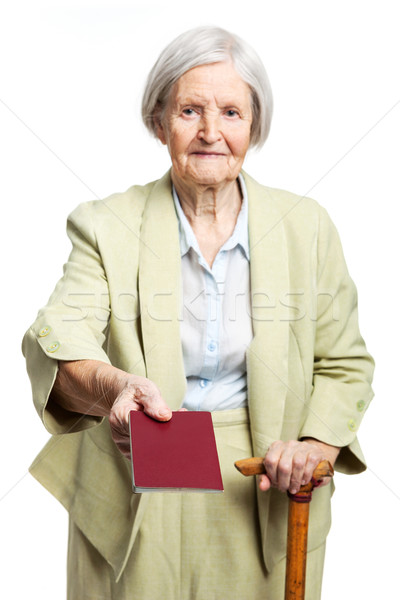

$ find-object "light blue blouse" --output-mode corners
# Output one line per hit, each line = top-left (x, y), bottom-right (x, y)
(172, 175), (253, 411)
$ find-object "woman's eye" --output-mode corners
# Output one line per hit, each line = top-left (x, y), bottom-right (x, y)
(226, 109), (239, 117)
(182, 108), (195, 116)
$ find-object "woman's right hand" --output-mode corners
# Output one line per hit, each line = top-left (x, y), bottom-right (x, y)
(109, 375), (173, 458)
(51, 360), (174, 459)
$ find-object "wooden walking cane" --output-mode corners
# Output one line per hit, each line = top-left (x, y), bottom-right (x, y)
(234, 457), (334, 600)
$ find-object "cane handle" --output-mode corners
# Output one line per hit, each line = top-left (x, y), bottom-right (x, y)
(234, 457), (334, 488)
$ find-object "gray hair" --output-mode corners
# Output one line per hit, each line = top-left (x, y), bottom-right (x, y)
(141, 26), (273, 149)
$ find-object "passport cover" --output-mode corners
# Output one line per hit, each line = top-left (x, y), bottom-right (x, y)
(129, 411), (224, 493)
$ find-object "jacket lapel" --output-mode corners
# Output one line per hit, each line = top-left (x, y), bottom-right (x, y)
(244, 171), (290, 449)
(244, 172), (290, 571)
(138, 171), (187, 409)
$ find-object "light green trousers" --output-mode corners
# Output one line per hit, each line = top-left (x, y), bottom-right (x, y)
(67, 409), (325, 600)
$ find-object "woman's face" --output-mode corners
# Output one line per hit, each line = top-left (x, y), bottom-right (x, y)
(156, 61), (253, 189)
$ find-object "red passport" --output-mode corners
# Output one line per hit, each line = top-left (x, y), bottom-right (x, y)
(129, 411), (224, 493)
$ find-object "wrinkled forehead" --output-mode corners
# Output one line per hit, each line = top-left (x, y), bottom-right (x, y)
(167, 62), (252, 109)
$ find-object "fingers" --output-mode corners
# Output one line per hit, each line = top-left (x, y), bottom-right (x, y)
(263, 440), (325, 494)
(108, 375), (173, 458)
(258, 474), (272, 492)
(117, 375), (172, 422)
(109, 414), (132, 459)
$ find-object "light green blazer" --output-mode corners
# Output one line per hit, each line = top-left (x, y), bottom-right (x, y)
(22, 170), (374, 581)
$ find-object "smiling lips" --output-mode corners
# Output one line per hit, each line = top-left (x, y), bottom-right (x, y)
(191, 151), (226, 158)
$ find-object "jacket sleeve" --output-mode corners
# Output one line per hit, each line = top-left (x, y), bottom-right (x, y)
(298, 206), (374, 474)
(22, 201), (112, 435)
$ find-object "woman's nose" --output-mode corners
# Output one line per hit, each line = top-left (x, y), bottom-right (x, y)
(198, 115), (221, 144)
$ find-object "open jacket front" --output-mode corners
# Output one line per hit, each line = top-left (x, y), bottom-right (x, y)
(23, 170), (374, 581)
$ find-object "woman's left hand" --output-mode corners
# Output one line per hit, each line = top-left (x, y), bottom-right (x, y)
(258, 438), (340, 495)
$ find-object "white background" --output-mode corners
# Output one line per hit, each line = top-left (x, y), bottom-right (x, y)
(1, 1), (399, 597)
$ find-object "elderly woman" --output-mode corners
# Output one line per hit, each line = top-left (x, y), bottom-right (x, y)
(23, 26), (373, 600)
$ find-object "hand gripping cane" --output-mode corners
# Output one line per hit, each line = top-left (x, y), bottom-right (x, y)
(234, 457), (334, 600)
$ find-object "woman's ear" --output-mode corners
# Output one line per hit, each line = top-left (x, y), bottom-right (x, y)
(153, 104), (167, 145)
